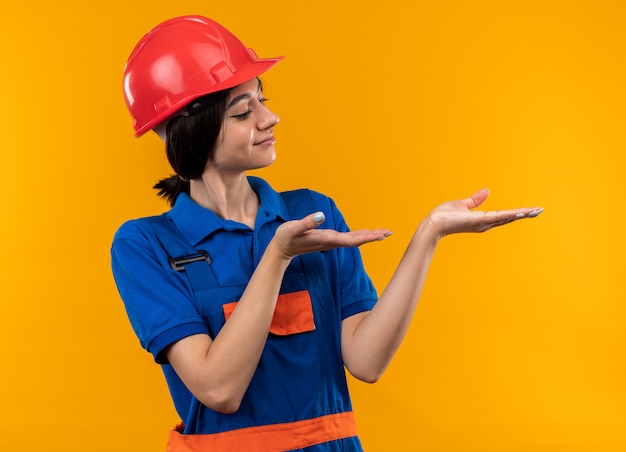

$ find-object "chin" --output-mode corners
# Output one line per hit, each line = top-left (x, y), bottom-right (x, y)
(250, 157), (276, 171)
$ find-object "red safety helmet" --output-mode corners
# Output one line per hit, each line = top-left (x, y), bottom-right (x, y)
(123, 15), (284, 137)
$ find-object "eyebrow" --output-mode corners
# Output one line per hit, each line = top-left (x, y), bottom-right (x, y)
(226, 93), (253, 110)
(226, 80), (262, 110)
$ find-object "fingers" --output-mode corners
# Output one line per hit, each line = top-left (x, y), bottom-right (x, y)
(462, 189), (543, 226)
(286, 212), (392, 251)
(466, 188), (490, 209)
(503, 207), (545, 220)
(285, 211), (326, 236)
(523, 207), (545, 218)
(340, 229), (393, 246)
(479, 207), (544, 231)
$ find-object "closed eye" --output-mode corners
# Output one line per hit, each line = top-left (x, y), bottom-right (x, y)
(230, 98), (269, 120)
(231, 110), (252, 120)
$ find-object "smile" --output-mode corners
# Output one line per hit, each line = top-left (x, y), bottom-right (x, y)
(254, 135), (276, 146)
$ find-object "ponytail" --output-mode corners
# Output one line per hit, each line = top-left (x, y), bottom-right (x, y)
(153, 175), (190, 207)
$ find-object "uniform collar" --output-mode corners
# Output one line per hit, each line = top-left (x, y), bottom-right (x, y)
(167, 176), (290, 246)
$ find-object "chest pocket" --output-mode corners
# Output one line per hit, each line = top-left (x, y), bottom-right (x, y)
(183, 265), (318, 340)
(223, 290), (316, 336)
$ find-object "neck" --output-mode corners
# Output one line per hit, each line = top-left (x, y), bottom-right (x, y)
(190, 172), (259, 228)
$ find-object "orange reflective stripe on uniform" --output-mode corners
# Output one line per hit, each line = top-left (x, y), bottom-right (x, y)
(166, 411), (358, 452)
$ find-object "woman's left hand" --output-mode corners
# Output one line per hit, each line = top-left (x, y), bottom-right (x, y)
(426, 188), (544, 238)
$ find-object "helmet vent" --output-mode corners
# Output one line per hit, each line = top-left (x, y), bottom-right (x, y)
(210, 61), (235, 83)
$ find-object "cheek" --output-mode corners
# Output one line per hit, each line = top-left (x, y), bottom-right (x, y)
(211, 134), (226, 160)
(243, 127), (255, 145)
(223, 124), (254, 148)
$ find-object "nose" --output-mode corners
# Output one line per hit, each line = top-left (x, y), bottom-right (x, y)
(256, 101), (279, 130)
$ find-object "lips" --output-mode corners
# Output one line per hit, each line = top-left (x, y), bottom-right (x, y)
(254, 135), (276, 146)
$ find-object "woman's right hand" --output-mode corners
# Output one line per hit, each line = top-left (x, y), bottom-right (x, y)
(272, 212), (391, 260)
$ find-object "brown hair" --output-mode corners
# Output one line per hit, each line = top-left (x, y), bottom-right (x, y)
(153, 88), (233, 206)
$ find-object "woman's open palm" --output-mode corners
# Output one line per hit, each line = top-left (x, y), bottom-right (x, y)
(427, 188), (543, 237)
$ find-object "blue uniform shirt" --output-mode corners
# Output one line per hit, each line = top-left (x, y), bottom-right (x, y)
(111, 177), (377, 450)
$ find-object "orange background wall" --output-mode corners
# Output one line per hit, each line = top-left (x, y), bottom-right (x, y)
(2, 1), (625, 451)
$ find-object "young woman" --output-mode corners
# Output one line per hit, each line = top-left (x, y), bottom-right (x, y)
(112, 15), (543, 452)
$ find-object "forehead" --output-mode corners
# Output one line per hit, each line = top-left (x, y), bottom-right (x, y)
(229, 78), (261, 98)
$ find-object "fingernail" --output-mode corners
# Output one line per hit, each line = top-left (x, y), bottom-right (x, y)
(377, 231), (393, 241)
(528, 208), (544, 218)
(313, 212), (325, 223)
(515, 213), (525, 219)
(384, 231), (393, 237)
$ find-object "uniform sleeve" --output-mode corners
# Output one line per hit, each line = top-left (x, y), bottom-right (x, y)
(111, 220), (209, 363)
(312, 193), (379, 319)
